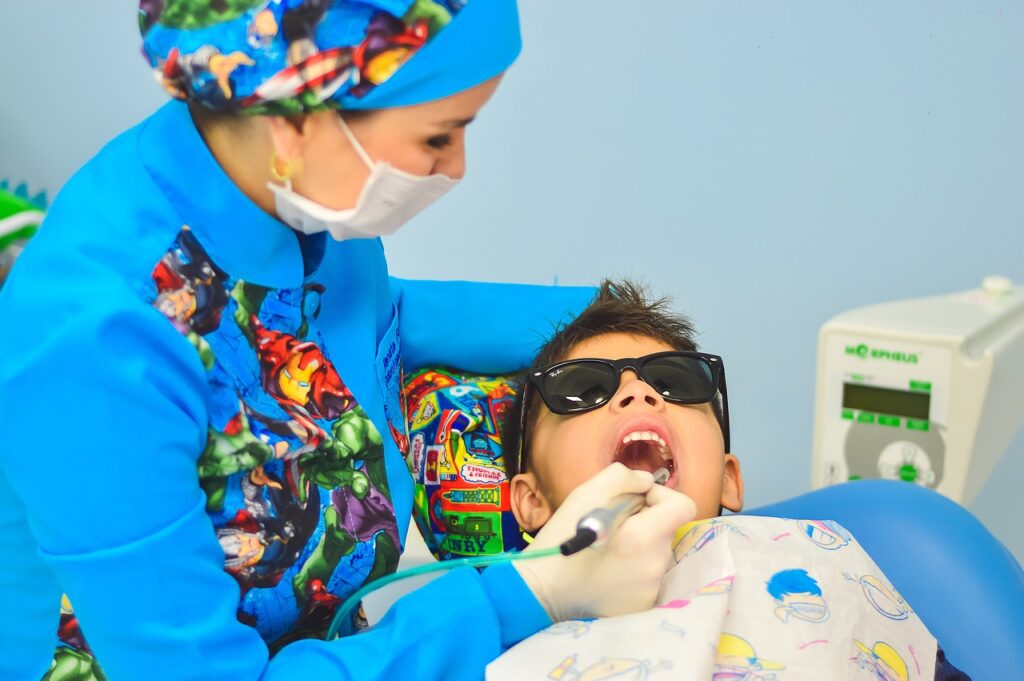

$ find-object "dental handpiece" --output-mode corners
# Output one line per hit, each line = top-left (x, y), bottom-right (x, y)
(559, 467), (671, 556)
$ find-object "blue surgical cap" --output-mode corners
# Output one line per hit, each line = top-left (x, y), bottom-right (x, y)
(140, 0), (521, 115)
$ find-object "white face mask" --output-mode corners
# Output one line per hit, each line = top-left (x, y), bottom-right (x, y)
(269, 115), (460, 241)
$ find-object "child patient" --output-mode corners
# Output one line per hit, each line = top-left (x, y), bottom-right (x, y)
(490, 280), (968, 681)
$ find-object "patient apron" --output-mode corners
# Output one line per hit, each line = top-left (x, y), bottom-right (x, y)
(488, 516), (938, 681)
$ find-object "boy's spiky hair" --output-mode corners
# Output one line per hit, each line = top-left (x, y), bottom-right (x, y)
(504, 279), (722, 477)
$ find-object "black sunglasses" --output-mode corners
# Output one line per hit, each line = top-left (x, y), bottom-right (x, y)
(515, 351), (730, 474)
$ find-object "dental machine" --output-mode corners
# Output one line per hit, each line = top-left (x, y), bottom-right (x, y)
(811, 276), (1024, 505)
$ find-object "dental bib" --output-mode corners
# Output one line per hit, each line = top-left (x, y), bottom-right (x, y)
(489, 515), (938, 681)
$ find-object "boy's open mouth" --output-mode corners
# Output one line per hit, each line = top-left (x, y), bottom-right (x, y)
(612, 430), (676, 477)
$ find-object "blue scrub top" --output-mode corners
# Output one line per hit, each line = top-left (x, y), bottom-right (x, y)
(0, 100), (594, 680)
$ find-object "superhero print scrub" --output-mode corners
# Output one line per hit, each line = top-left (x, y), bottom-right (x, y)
(0, 2), (593, 679)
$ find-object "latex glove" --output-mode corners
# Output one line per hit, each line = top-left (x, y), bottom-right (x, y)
(513, 462), (697, 622)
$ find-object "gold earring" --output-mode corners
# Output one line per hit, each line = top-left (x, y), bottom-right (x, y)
(270, 152), (302, 181)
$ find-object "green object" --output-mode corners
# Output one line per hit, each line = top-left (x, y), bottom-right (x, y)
(857, 412), (876, 424)
(324, 546), (562, 641)
(907, 419), (930, 432)
(899, 464), (919, 482)
(0, 189), (43, 251)
(910, 380), (932, 392)
(841, 409), (854, 420)
(878, 415), (900, 428)
(442, 511), (505, 555)
(848, 475), (863, 481)
(157, 0), (264, 30)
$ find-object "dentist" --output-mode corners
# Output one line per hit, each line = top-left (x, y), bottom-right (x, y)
(0, 2), (692, 679)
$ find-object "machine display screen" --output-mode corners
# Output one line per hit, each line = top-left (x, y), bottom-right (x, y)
(842, 383), (930, 420)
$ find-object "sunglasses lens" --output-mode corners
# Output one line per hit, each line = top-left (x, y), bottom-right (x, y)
(643, 356), (715, 402)
(542, 362), (617, 412)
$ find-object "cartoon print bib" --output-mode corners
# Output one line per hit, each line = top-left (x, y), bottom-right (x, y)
(50, 227), (402, 676)
(489, 516), (938, 681)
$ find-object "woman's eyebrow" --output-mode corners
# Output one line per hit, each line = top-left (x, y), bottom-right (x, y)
(440, 116), (476, 129)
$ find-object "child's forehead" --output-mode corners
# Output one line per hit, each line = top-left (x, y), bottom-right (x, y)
(564, 333), (677, 361)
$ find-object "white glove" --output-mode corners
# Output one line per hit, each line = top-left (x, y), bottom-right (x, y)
(513, 462), (697, 622)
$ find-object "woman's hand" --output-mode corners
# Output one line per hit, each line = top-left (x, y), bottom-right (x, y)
(512, 462), (696, 621)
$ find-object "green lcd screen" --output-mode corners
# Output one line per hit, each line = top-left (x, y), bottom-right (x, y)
(842, 383), (930, 420)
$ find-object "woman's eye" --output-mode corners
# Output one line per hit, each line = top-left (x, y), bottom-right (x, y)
(426, 134), (453, 150)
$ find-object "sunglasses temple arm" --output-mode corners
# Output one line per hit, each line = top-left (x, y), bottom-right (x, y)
(515, 382), (530, 475)
(718, 366), (731, 454)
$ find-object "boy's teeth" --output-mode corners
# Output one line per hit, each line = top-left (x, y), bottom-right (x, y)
(621, 430), (668, 449)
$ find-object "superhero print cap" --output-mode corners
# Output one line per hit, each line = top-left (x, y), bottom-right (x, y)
(140, 1), (521, 115)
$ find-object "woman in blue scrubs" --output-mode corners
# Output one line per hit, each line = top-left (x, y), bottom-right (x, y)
(0, 2), (693, 679)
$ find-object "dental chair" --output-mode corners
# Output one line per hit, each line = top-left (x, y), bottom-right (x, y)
(404, 365), (1024, 681)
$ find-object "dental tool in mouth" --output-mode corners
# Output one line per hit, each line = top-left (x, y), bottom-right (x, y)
(559, 467), (671, 556)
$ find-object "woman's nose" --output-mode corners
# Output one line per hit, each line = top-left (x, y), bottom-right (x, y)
(434, 135), (466, 179)
(608, 372), (666, 412)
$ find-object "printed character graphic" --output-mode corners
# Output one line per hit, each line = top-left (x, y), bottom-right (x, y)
(152, 226), (230, 336)
(404, 369), (458, 420)
(250, 314), (355, 453)
(696, 575), (735, 595)
(796, 519), (852, 550)
(714, 633), (784, 680)
(46, 595), (105, 681)
(214, 273), (396, 638)
(216, 466), (319, 594)
(45, 648), (106, 681)
(154, 0), (264, 29)
(138, 0), (165, 33)
(852, 640), (909, 681)
(279, 0), (333, 65)
(411, 393), (441, 431)
(548, 654), (670, 681)
(543, 620), (594, 638)
(247, 7), (280, 49)
(843, 573), (912, 621)
(158, 45), (256, 104)
(766, 568), (830, 623)
(464, 430), (500, 463)
(674, 518), (747, 560)
(244, 2), (455, 112)
(659, 621), (687, 638)
(198, 405), (283, 512)
(349, 11), (432, 97)
(290, 409), (400, 611)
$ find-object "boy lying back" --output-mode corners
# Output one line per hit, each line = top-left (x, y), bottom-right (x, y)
(493, 281), (969, 681)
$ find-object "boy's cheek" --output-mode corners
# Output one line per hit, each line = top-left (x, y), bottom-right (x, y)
(674, 467), (724, 519)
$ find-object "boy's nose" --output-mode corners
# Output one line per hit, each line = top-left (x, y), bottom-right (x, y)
(609, 372), (666, 412)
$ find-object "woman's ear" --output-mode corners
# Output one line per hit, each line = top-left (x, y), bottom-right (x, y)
(720, 453), (744, 512)
(264, 114), (309, 164)
(510, 471), (554, 534)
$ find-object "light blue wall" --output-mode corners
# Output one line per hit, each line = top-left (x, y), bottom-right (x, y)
(2, 1), (1021, 561)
